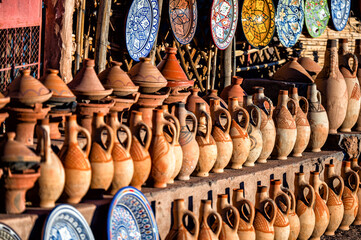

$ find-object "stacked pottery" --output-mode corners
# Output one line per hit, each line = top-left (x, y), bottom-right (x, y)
(232, 189), (255, 240)
(203, 89), (228, 109)
(220, 76), (246, 105)
(351, 158), (361, 225)
(281, 187), (300, 240)
(186, 88), (210, 114)
(198, 200), (222, 240)
(273, 57), (314, 83)
(217, 194), (240, 240)
(0, 92), (10, 125)
(355, 39), (361, 131)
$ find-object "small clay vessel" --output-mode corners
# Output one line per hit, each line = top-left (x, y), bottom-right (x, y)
(217, 194), (240, 240)
(298, 57), (322, 79)
(273, 57), (314, 83)
(355, 39), (361, 131)
(232, 189), (255, 240)
(203, 89), (228, 109)
(220, 76), (246, 105)
(281, 187), (300, 240)
(186, 88), (210, 114)
(351, 158), (361, 225)
(198, 200), (222, 240)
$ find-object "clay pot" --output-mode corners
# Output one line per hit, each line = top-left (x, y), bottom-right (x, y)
(315, 39), (348, 133)
(165, 199), (199, 240)
(355, 39), (361, 131)
(220, 76), (246, 105)
(217, 194), (240, 240)
(306, 84), (329, 152)
(0, 93), (10, 110)
(252, 87), (276, 163)
(198, 200), (222, 240)
(281, 187), (300, 240)
(351, 158), (361, 225)
(232, 189), (255, 240)
(272, 90), (297, 160)
(297, 57), (322, 79)
(165, 89), (191, 105)
(228, 97), (251, 169)
(58, 115), (91, 204)
(128, 111), (152, 190)
(203, 89), (228, 109)
(186, 88), (210, 114)
(273, 57), (314, 83)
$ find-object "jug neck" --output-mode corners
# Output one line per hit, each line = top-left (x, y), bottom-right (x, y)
(277, 90), (289, 108)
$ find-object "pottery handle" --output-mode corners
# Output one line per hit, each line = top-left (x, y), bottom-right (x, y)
(298, 96), (309, 114)
(183, 210), (200, 238)
(316, 91), (322, 105)
(103, 124), (115, 156)
(263, 96), (274, 118)
(344, 52), (359, 76)
(330, 175), (344, 197)
(138, 121), (152, 150)
(224, 205), (240, 232)
(36, 125), (49, 161)
(319, 182), (329, 202)
(346, 171), (360, 193)
(119, 123), (132, 152)
(202, 110), (213, 142)
(216, 108), (231, 134)
(237, 107), (250, 131)
(250, 105), (261, 129)
(77, 125), (92, 157)
(163, 120), (177, 146)
(209, 210), (222, 237)
(186, 111), (198, 137)
(302, 184), (316, 208)
(163, 113), (180, 140)
(263, 199), (277, 225)
(239, 199), (255, 224)
(287, 98), (298, 118)
(281, 187), (297, 213)
(277, 191), (291, 216)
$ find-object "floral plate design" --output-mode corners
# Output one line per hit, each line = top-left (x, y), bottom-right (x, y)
(330, 0), (351, 31)
(0, 223), (21, 240)
(304, 0), (330, 37)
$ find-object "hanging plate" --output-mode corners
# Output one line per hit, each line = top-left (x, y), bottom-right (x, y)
(126, 0), (160, 61)
(0, 223), (21, 240)
(210, 0), (239, 50)
(330, 0), (351, 31)
(241, 0), (276, 48)
(304, 0), (330, 37)
(169, 0), (198, 45)
(107, 186), (159, 240)
(275, 0), (304, 48)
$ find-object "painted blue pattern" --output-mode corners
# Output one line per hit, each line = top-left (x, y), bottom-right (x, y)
(330, 0), (351, 31)
(0, 223), (21, 240)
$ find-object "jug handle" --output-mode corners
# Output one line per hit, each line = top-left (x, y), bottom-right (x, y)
(163, 113), (180, 140)
(344, 53), (359, 76)
(329, 175), (344, 197)
(186, 111), (198, 137)
(102, 124), (115, 156)
(138, 121), (152, 150)
(239, 199), (255, 224)
(236, 107), (250, 131)
(216, 108), (231, 134)
(249, 105), (261, 129)
(208, 210), (222, 237)
(263, 199), (277, 225)
(77, 125), (91, 157)
(319, 182), (329, 202)
(224, 205), (240, 232)
(263, 96), (274, 119)
(118, 123), (132, 152)
(346, 171), (360, 193)
(287, 98), (298, 118)
(302, 184), (316, 208)
(277, 191), (291, 216)
(36, 125), (49, 161)
(183, 210), (200, 238)
(298, 96), (309, 114)
(201, 110), (212, 142)
(163, 120), (177, 146)
(281, 187), (297, 213)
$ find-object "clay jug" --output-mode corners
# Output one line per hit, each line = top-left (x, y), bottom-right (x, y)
(309, 171), (330, 239)
(203, 89), (228, 109)
(165, 199), (199, 240)
(174, 103), (199, 180)
(324, 163), (344, 236)
(217, 194), (240, 240)
(107, 112), (133, 195)
(306, 84), (329, 152)
(254, 185), (276, 240)
(340, 161), (359, 230)
(294, 172), (316, 240)
(36, 118), (65, 208)
(355, 39), (361, 131)
(128, 111), (152, 190)
(186, 88), (210, 114)
(315, 39), (348, 133)
(58, 115), (91, 204)
(232, 189), (255, 240)
(351, 158), (361, 225)
(228, 97), (251, 169)
(272, 90), (297, 160)
(220, 76), (246, 105)
(198, 200), (222, 240)
(195, 102), (217, 177)
(252, 87), (276, 163)
(281, 187), (300, 240)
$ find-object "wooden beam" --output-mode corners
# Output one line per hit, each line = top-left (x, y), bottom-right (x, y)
(223, 43), (232, 88)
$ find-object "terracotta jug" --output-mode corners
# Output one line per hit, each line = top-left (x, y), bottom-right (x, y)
(281, 187), (300, 240)
(186, 88), (210, 114)
(306, 84), (329, 152)
(217, 194), (240, 240)
(198, 200), (222, 240)
(309, 171), (330, 239)
(128, 111), (152, 190)
(355, 39), (361, 131)
(340, 161), (359, 230)
(107, 112), (133, 195)
(272, 90), (297, 160)
(315, 39), (348, 133)
(252, 87), (276, 163)
(228, 97), (251, 169)
(324, 163), (344, 236)
(165, 199), (199, 240)
(195, 102), (217, 177)
(351, 158), (361, 225)
(58, 115), (91, 204)
(36, 118), (65, 208)
(254, 185), (276, 240)
(220, 76), (246, 105)
(203, 89), (228, 109)
(294, 172), (316, 240)
(232, 189), (255, 240)
(174, 103), (199, 180)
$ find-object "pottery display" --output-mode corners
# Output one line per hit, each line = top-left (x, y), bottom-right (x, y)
(220, 76), (246, 104)
(354, 39), (361, 131)
(281, 187), (300, 240)
(186, 88), (210, 114)
(232, 189), (255, 240)
(203, 89), (228, 109)
(109, 92), (140, 114)
(0, 223), (21, 240)
(198, 199), (222, 240)
(330, 0), (351, 31)
(304, 0), (330, 38)
(298, 57), (322, 79)
(273, 58), (314, 83)
(164, 89), (191, 105)
(351, 158), (361, 225)
(217, 194), (240, 240)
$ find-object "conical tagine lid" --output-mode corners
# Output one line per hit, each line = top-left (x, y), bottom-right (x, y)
(297, 57), (322, 78)
(273, 57), (314, 83)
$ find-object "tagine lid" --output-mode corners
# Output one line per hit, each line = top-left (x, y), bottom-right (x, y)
(273, 57), (314, 83)
(40, 69), (76, 101)
(297, 57), (322, 77)
(128, 57), (168, 87)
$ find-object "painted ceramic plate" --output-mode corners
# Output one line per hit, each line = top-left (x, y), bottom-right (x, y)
(241, 0), (276, 48)
(42, 204), (95, 240)
(126, 0), (160, 61)
(107, 186), (159, 240)
(210, 0), (238, 50)
(169, 0), (198, 45)
(305, 0), (330, 37)
(275, 0), (304, 48)
(330, 0), (351, 31)
(0, 223), (21, 240)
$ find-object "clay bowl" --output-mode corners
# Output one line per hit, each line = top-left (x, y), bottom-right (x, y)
(164, 89), (191, 104)
(136, 88), (171, 107)
(112, 85), (139, 97)
(10, 91), (53, 107)
(109, 92), (140, 112)
(72, 89), (113, 101)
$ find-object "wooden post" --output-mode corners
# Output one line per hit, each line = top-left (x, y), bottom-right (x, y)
(150, 0), (164, 64)
(211, 47), (218, 90)
(223, 42), (232, 88)
(75, 0), (86, 75)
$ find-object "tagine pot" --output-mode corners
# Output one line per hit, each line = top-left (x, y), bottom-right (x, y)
(281, 187), (300, 240)
(351, 158), (361, 225)
(220, 76), (246, 105)
(273, 57), (314, 83)
(203, 89), (228, 109)
(232, 189), (255, 240)
(199, 200), (222, 240)
(186, 88), (210, 114)
(217, 194), (240, 240)
(298, 57), (322, 79)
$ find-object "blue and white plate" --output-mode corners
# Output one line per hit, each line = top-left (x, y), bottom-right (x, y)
(107, 186), (159, 240)
(0, 223), (21, 240)
(126, 0), (160, 61)
(42, 204), (95, 240)
(330, 0), (351, 31)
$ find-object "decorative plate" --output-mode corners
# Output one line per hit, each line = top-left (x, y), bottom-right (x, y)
(126, 0), (160, 61)
(330, 0), (351, 31)
(210, 0), (238, 50)
(107, 186), (159, 240)
(169, 0), (198, 45)
(42, 204), (95, 240)
(304, 0), (330, 37)
(241, 0), (276, 48)
(0, 223), (21, 240)
(275, 0), (304, 48)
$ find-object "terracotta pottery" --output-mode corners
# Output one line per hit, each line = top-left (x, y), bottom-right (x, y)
(58, 115), (91, 204)
(174, 103), (199, 180)
(272, 90), (297, 160)
(324, 163), (344, 236)
(309, 171), (330, 239)
(254, 185), (276, 240)
(351, 158), (361, 225)
(128, 111), (152, 190)
(281, 187), (300, 240)
(128, 57), (168, 93)
(36, 118), (65, 208)
(289, 87), (311, 157)
(355, 39), (361, 131)
(195, 102), (217, 177)
(165, 199), (199, 240)
(209, 99), (232, 173)
(297, 57), (322, 79)
(107, 112), (133, 195)
(0, 93), (10, 110)
(315, 39), (348, 134)
(165, 89), (191, 105)
(294, 172), (315, 240)
(203, 89), (228, 109)
(198, 199), (222, 240)
(228, 97), (251, 169)
(217, 194), (240, 240)
(232, 189), (255, 240)
(306, 84), (329, 152)
(48, 110), (72, 139)
(109, 92), (140, 114)
(186, 88), (210, 114)
(340, 161), (359, 230)
(220, 76), (246, 105)
(273, 57), (314, 83)
(252, 87), (276, 163)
